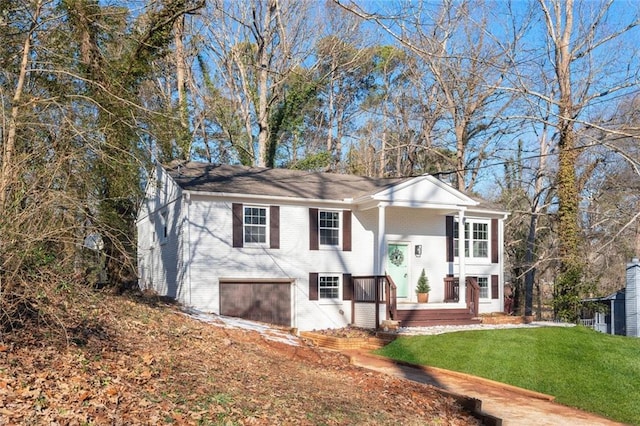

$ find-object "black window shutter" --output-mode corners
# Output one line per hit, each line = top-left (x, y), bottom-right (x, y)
(270, 206), (280, 249)
(309, 208), (319, 250)
(491, 219), (498, 263)
(309, 273), (319, 301)
(232, 203), (243, 248)
(342, 210), (352, 252)
(491, 275), (499, 299)
(445, 216), (454, 262)
(342, 273), (353, 301)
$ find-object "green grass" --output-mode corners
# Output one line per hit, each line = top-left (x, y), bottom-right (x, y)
(376, 326), (640, 424)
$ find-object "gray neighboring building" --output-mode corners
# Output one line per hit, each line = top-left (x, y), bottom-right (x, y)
(582, 289), (626, 336)
(581, 258), (640, 337)
(627, 258), (640, 337)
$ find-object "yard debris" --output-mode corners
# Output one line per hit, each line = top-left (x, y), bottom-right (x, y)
(0, 291), (478, 425)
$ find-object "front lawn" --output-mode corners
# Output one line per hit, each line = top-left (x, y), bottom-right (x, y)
(376, 326), (640, 424)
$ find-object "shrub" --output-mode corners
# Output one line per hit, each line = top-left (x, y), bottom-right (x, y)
(416, 269), (430, 293)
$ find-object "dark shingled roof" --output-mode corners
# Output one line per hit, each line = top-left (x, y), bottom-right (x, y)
(166, 162), (410, 201)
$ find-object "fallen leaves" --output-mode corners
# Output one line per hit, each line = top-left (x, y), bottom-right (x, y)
(0, 292), (478, 425)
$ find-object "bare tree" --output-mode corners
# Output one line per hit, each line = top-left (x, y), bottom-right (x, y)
(201, 0), (317, 167)
(335, 0), (520, 191)
(529, 0), (639, 320)
(0, 0), (202, 304)
(0, 0), (43, 211)
(580, 94), (640, 293)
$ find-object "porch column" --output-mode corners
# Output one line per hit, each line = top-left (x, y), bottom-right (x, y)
(457, 210), (466, 301)
(610, 299), (615, 335)
(377, 204), (386, 275)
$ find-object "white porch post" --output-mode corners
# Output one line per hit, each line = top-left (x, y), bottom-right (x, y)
(377, 204), (386, 275)
(610, 299), (615, 335)
(457, 209), (466, 301)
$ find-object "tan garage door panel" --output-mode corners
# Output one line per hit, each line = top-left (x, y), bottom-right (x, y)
(220, 281), (291, 327)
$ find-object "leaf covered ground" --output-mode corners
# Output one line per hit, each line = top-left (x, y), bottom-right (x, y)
(0, 287), (478, 425)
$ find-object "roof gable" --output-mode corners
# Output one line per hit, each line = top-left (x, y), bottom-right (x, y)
(362, 175), (478, 208)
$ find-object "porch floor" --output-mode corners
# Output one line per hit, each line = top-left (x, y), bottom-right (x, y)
(396, 301), (466, 310)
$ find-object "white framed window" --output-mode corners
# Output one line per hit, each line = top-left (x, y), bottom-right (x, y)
(243, 206), (268, 244)
(471, 222), (489, 258)
(477, 276), (489, 299)
(453, 222), (465, 257)
(319, 275), (340, 300)
(454, 219), (489, 260)
(319, 210), (340, 247)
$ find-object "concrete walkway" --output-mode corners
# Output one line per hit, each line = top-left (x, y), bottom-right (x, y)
(345, 350), (625, 426)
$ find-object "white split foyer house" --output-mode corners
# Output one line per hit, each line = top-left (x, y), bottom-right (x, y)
(136, 161), (509, 331)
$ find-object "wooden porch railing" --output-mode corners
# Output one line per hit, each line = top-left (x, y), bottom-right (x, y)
(444, 276), (460, 302)
(385, 275), (397, 322)
(443, 276), (480, 317)
(351, 275), (397, 328)
(466, 277), (480, 317)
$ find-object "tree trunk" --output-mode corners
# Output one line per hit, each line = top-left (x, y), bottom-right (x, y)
(524, 213), (537, 317)
(455, 127), (466, 191)
(379, 131), (386, 178)
(0, 0), (42, 211)
(256, 0), (277, 167)
(541, 0), (583, 321)
(174, 15), (190, 160)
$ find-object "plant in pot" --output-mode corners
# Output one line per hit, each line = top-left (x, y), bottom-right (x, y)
(416, 269), (430, 303)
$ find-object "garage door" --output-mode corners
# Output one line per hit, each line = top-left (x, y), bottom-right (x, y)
(219, 281), (291, 327)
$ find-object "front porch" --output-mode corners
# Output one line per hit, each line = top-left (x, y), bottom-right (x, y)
(351, 275), (482, 328)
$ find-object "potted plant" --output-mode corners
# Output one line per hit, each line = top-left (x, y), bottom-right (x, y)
(416, 268), (430, 303)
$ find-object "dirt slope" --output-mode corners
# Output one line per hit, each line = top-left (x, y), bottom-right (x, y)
(0, 291), (478, 425)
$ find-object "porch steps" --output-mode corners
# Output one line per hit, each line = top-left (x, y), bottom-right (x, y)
(395, 308), (482, 327)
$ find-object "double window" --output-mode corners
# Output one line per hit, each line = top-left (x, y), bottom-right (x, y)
(319, 275), (340, 300)
(309, 208), (351, 251)
(244, 206), (267, 244)
(453, 219), (489, 259)
(232, 203), (279, 249)
(319, 211), (340, 246)
(309, 272), (352, 302)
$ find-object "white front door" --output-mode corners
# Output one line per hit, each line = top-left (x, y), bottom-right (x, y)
(387, 243), (409, 298)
